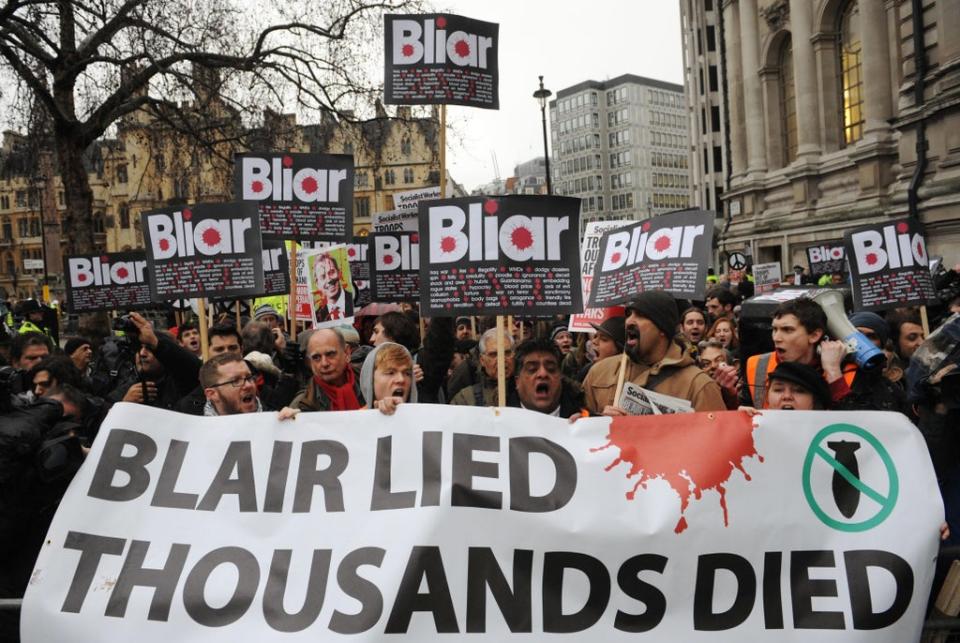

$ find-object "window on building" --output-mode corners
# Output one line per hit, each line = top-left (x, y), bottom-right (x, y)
(780, 37), (798, 163)
(93, 213), (105, 234)
(707, 26), (716, 52)
(384, 169), (395, 185)
(1, 219), (10, 240)
(119, 204), (130, 228)
(117, 164), (128, 184)
(16, 191), (26, 208)
(400, 137), (412, 155)
(355, 197), (370, 218)
(355, 172), (368, 188)
(18, 218), (28, 236)
(839, 1), (864, 145)
(0, 195), (8, 210)
(403, 168), (414, 183)
(708, 65), (719, 92)
(713, 146), (723, 171)
(711, 105), (721, 132)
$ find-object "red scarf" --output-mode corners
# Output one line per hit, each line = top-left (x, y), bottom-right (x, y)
(313, 367), (361, 411)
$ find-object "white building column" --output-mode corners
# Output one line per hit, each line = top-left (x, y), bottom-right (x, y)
(724, 0), (747, 180)
(788, 0), (821, 158)
(739, 0), (767, 176)
(859, 0), (893, 140)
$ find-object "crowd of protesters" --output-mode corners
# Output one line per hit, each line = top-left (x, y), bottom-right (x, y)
(2, 266), (960, 638)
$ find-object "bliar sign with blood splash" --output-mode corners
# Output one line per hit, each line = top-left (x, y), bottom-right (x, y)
(384, 14), (499, 109)
(844, 218), (937, 312)
(65, 251), (153, 313)
(141, 202), (264, 301)
(589, 209), (715, 307)
(418, 196), (581, 316)
(235, 152), (354, 242)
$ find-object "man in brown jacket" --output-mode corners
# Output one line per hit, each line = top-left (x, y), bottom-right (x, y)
(582, 290), (725, 414)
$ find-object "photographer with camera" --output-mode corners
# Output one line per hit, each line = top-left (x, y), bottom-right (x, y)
(106, 312), (201, 410)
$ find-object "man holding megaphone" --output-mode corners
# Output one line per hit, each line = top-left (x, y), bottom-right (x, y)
(717, 297), (862, 410)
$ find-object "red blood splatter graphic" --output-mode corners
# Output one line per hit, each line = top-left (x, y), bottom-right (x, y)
(642, 222), (651, 232)
(159, 239), (171, 252)
(201, 227), (222, 247)
(595, 411), (761, 534)
(116, 267), (129, 279)
(511, 226), (534, 250)
(654, 235), (672, 252)
(347, 248), (356, 258)
(453, 39), (470, 58)
(411, 234), (420, 244)
(251, 180), (264, 193)
(101, 255), (109, 262)
(896, 222), (909, 233)
(282, 156), (293, 168)
(611, 252), (622, 264)
(865, 253), (879, 266)
(383, 254), (394, 265)
(301, 177), (318, 194)
(182, 209), (192, 221)
(483, 199), (498, 215)
(402, 44), (415, 57)
(436, 16), (447, 28)
(76, 273), (87, 282)
(916, 242), (925, 259)
(440, 236), (457, 253)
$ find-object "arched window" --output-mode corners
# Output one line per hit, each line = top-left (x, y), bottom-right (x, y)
(839, 1), (863, 145)
(780, 37), (798, 163)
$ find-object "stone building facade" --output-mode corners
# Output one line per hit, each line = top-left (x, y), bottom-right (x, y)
(682, 0), (960, 269)
(0, 104), (445, 301)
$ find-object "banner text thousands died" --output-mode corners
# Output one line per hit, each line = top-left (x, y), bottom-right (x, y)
(418, 196), (582, 316)
(235, 153), (353, 242)
(588, 210), (715, 306)
(142, 202), (264, 300)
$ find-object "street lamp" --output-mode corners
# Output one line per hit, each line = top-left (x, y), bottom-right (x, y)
(532, 75), (553, 195)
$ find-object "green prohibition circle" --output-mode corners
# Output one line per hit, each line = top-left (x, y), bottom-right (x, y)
(801, 423), (899, 532)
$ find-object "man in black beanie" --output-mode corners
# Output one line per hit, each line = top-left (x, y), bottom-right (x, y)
(581, 290), (724, 414)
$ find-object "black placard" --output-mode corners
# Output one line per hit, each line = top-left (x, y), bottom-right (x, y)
(369, 231), (420, 303)
(384, 14), (499, 109)
(418, 196), (581, 315)
(65, 251), (153, 313)
(234, 152), (354, 241)
(806, 243), (846, 277)
(588, 209), (715, 307)
(844, 218), (937, 312)
(260, 240), (290, 297)
(142, 202), (264, 301)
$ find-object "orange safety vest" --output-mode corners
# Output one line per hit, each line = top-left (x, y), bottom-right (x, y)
(745, 352), (857, 408)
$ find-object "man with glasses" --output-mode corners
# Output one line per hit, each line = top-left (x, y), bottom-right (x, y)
(292, 328), (364, 412)
(200, 353), (299, 418)
(514, 338), (584, 416)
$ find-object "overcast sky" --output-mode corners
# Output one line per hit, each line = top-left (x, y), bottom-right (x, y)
(441, 0), (684, 191)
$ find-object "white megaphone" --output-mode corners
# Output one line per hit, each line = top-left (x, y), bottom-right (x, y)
(811, 290), (886, 371)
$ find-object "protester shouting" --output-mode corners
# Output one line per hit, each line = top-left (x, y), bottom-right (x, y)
(359, 342), (418, 415)
(177, 322), (202, 358)
(680, 307), (708, 345)
(199, 353), (298, 419)
(582, 290), (724, 415)
(514, 338), (584, 416)
(740, 362), (832, 412)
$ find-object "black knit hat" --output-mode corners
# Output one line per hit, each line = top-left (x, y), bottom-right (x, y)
(624, 291), (679, 340)
(767, 362), (831, 409)
(64, 337), (91, 357)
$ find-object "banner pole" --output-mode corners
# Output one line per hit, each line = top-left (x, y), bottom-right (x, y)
(920, 305), (930, 337)
(612, 351), (629, 409)
(496, 314), (506, 407)
(470, 315), (477, 339)
(288, 242), (299, 343)
(439, 105), (447, 198)
(235, 300), (241, 329)
(174, 310), (183, 328)
(419, 315), (426, 345)
(197, 298), (209, 361)
(508, 314), (515, 342)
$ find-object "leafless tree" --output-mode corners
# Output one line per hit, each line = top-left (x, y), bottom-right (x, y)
(0, 0), (421, 254)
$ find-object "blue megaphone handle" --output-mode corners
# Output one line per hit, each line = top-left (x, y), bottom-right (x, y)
(841, 330), (887, 371)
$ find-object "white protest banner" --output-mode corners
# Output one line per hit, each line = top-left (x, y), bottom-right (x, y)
(753, 262), (782, 295)
(372, 209), (419, 232)
(569, 220), (627, 332)
(392, 186), (444, 212)
(24, 404), (941, 642)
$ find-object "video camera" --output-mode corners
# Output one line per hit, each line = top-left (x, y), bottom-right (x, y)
(111, 314), (140, 337)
